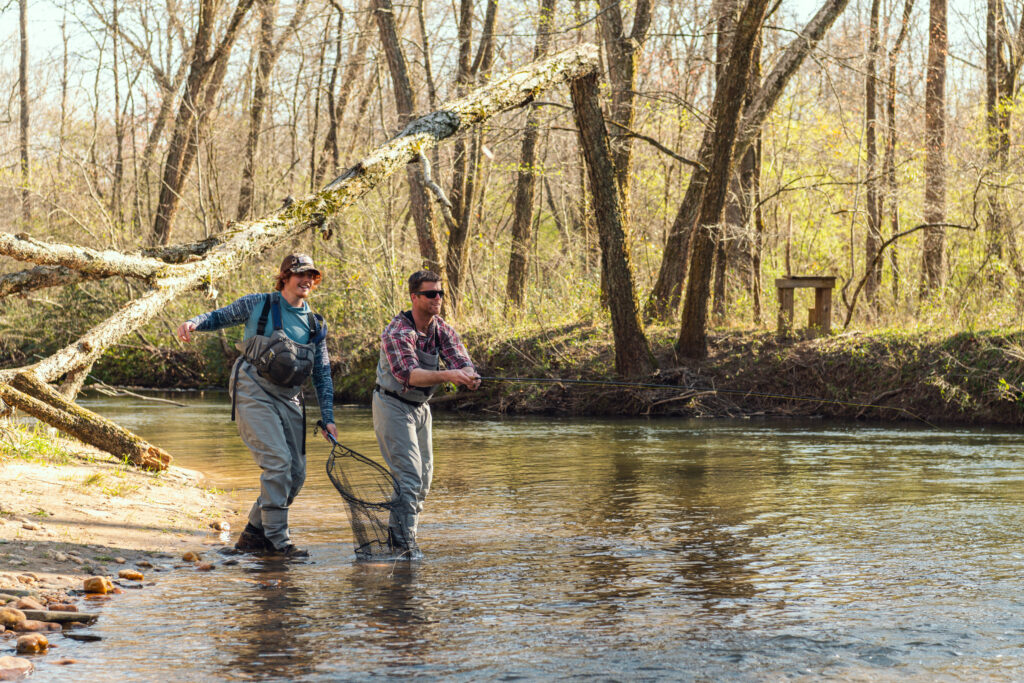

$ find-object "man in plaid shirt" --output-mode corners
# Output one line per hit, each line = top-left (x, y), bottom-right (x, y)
(373, 270), (480, 558)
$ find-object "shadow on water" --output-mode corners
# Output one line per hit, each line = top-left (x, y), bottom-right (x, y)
(31, 393), (1024, 681)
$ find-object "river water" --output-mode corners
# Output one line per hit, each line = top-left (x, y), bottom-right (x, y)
(26, 393), (1024, 680)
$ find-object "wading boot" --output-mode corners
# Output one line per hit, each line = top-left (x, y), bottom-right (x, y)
(234, 523), (272, 553)
(267, 543), (309, 559)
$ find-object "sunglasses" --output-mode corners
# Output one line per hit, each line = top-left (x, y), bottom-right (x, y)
(414, 290), (444, 299)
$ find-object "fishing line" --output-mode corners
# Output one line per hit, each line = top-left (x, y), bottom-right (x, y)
(477, 375), (939, 429)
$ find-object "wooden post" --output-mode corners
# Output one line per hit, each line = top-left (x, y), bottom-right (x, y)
(815, 285), (832, 334)
(778, 285), (794, 332)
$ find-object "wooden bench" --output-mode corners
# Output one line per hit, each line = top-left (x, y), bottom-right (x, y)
(776, 276), (836, 336)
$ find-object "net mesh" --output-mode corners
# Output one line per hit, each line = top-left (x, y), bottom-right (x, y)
(323, 436), (403, 560)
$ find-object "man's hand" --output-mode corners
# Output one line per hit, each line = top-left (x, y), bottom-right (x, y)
(450, 368), (482, 391)
(176, 321), (197, 343)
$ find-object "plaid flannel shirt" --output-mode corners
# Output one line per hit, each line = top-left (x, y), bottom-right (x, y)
(380, 312), (473, 389)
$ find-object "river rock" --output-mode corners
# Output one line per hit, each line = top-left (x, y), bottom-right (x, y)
(21, 611), (95, 625)
(20, 523), (39, 531)
(182, 552), (201, 562)
(209, 520), (230, 531)
(0, 608), (25, 629)
(12, 598), (42, 611)
(15, 633), (48, 654)
(0, 655), (33, 680)
(114, 557), (126, 564)
(53, 659), (77, 666)
(82, 577), (113, 595)
(14, 576), (34, 585)
(15, 620), (61, 633)
(117, 569), (143, 581)
(47, 604), (77, 613)
(196, 563), (215, 572)
(136, 560), (153, 568)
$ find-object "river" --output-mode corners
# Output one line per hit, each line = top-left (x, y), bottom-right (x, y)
(26, 392), (1024, 680)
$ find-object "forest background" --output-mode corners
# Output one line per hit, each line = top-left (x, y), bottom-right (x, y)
(0, 0), (1022, 427)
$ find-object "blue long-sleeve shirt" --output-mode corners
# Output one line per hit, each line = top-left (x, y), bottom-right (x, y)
(188, 293), (335, 425)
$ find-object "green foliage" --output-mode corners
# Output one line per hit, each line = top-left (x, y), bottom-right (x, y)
(0, 422), (72, 465)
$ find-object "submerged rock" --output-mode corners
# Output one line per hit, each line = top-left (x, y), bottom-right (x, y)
(117, 569), (144, 581)
(136, 560), (153, 569)
(182, 552), (201, 562)
(15, 633), (48, 654)
(15, 620), (61, 633)
(0, 655), (33, 679)
(196, 563), (215, 572)
(82, 577), (113, 595)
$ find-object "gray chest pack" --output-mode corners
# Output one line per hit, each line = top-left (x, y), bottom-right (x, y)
(236, 292), (327, 388)
(230, 293), (327, 429)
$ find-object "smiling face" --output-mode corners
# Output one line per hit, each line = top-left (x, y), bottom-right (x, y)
(410, 280), (443, 318)
(282, 271), (318, 302)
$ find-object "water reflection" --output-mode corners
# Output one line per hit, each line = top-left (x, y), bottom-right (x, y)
(34, 394), (1024, 681)
(228, 561), (315, 680)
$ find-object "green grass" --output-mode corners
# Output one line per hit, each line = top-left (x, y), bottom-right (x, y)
(0, 422), (72, 464)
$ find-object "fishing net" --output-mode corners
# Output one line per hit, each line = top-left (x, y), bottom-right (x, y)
(319, 423), (404, 561)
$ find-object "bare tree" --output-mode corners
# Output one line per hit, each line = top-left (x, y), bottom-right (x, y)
(372, 0), (441, 271)
(677, 0), (771, 359)
(18, 0), (30, 224)
(507, 0), (557, 310)
(884, 0), (914, 303)
(152, 0), (256, 245)
(597, 0), (653, 209)
(647, 0), (851, 320)
(984, 0), (1024, 278)
(446, 0), (498, 310)
(236, 0), (309, 221)
(864, 0), (883, 310)
(920, 0), (946, 295)
(312, 4), (373, 189)
(570, 72), (655, 377)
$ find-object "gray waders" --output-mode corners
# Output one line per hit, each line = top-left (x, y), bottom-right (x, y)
(372, 323), (439, 551)
(230, 295), (318, 550)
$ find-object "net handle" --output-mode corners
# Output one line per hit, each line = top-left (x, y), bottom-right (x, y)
(316, 419), (339, 446)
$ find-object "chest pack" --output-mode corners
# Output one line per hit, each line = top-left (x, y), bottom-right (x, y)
(241, 293), (326, 388)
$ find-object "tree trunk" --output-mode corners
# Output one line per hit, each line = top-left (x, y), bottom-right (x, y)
(18, 0), (30, 225)
(885, 0), (914, 305)
(921, 0), (947, 295)
(153, 0), (255, 245)
(677, 0), (771, 359)
(506, 0), (557, 311)
(446, 0), (498, 311)
(864, 0), (882, 311)
(1, 44), (601, 466)
(313, 5), (372, 188)
(570, 72), (654, 378)
(648, 0), (851, 320)
(597, 0), (653, 210)
(372, 0), (440, 272)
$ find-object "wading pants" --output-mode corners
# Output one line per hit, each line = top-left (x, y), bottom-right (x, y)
(230, 358), (306, 550)
(371, 390), (432, 548)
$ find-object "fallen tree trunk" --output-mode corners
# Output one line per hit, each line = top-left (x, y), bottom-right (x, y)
(0, 43), (601, 470)
(0, 376), (171, 470)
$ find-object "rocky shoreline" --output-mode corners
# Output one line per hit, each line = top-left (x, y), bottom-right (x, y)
(0, 426), (239, 679)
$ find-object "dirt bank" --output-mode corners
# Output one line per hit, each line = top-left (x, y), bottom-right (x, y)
(0, 424), (238, 594)
(21, 325), (1024, 427)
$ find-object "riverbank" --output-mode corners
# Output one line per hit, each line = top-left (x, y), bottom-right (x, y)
(0, 422), (237, 672)
(17, 325), (1024, 427)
